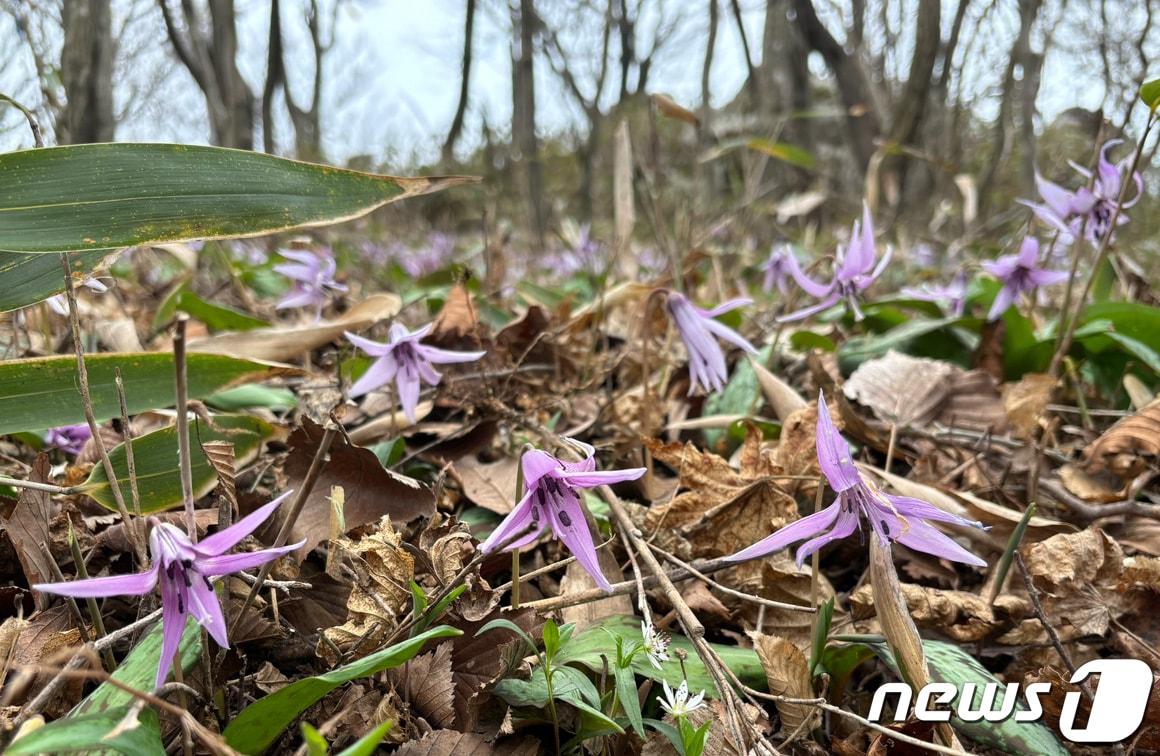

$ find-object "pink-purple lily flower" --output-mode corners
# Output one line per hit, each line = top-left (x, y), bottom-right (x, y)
(761, 245), (794, 295)
(778, 203), (891, 322)
(901, 270), (969, 317)
(982, 237), (1069, 322)
(345, 323), (486, 422)
(274, 248), (347, 319)
(725, 392), (985, 568)
(665, 291), (758, 395)
(45, 423), (93, 456)
(1022, 140), (1143, 244)
(479, 440), (645, 592)
(33, 492), (304, 688)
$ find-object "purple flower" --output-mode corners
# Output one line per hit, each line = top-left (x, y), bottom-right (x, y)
(228, 241), (269, 266)
(778, 203), (892, 322)
(345, 323), (486, 422)
(1022, 140), (1144, 243)
(900, 271), (969, 317)
(274, 249), (347, 319)
(46, 277), (108, 316)
(45, 423), (93, 456)
(761, 245), (795, 294)
(544, 224), (605, 277)
(725, 391), (985, 568)
(479, 440), (645, 591)
(33, 492), (303, 689)
(401, 233), (457, 278)
(982, 237), (1069, 321)
(665, 292), (758, 395)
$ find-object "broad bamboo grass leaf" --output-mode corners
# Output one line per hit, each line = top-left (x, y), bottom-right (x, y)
(81, 414), (277, 513)
(6, 615), (202, 755)
(0, 143), (475, 254)
(223, 625), (461, 755)
(0, 248), (111, 312)
(0, 353), (300, 436)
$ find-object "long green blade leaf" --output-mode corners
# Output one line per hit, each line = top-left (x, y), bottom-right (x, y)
(0, 249), (113, 312)
(0, 353), (299, 436)
(0, 143), (473, 254)
(222, 625), (461, 755)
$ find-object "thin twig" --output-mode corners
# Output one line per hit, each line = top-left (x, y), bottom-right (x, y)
(115, 368), (142, 519)
(60, 254), (146, 568)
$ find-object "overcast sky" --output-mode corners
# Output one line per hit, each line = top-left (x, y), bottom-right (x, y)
(1, 0), (1155, 168)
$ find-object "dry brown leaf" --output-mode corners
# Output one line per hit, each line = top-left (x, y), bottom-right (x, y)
(1058, 462), (1125, 502)
(937, 369), (1009, 433)
(651, 93), (699, 126)
(850, 582), (1027, 642)
(735, 559), (833, 648)
(559, 557), (633, 630)
(390, 642), (456, 729)
(430, 283), (482, 349)
(3, 456), (56, 608)
(202, 441), (237, 511)
(645, 426), (796, 558)
(1083, 396), (1160, 480)
(395, 730), (541, 755)
(843, 350), (955, 427)
(1002, 372), (1057, 439)
(752, 634), (820, 736)
(869, 535), (929, 690)
(266, 418), (435, 560)
(748, 357), (806, 422)
(449, 607), (542, 732)
(453, 455), (519, 515)
(188, 293), (402, 361)
(319, 519), (415, 661)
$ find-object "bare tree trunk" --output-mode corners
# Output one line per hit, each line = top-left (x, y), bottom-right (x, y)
(511, 0), (546, 245)
(59, 0), (116, 143)
(791, 0), (879, 172)
(881, 0), (941, 199)
(728, 0), (760, 108)
(158, 0), (254, 149)
(978, 0), (1042, 216)
(443, 0), (476, 164)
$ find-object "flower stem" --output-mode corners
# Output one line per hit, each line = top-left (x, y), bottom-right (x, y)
(173, 315), (196, 538)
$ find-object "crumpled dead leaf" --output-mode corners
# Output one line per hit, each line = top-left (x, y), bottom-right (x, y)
(1002, 373), (1057, 440)
(395, 730), (541, 755)
(1083, 396), (1160, 481)
(851, 582), (1027, 642)
(844, 350), (956, 427)
(752, 634), (820, 736)
(389, 642), (457, 729)
(645, 425), (797, 558)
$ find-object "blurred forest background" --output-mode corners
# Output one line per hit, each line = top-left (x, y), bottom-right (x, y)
(1, 0), (1158, 270)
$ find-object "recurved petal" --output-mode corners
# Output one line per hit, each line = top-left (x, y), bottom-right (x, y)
(700, 317), (759, 354)
(186, 576), (230, 648)
(884, 495), (984, 530)
(345, 331), (392, 356)
(776, 293), (841, 323)
(986, 283), (1017, 322)
(1027, 268), (1070, 287)
(895, 519), (987, 567)
(479, 491), (545, 553)
(348, 355), (398, 398)
(156, 577), (186, 689)
(698, 297), (753, 318)
(782, 251), (833, 299)
(546, 489), (612, 592)
(34, 567), (159, 599)
(196, 540), (307, 577)
(559, 466), (646, 488)
(196, 490), (293, 556)
(521, 449), (563, 489)
(815, 392), (861, 492)
(794, 506), (859, 567)
(416, 344), (487, 364)
(723, 501), (843, 563)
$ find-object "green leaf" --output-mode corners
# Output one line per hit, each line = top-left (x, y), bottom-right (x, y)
(475, 618), (539, 655)
(743, 138), (816, 169)
(809, 597), (834, 676)
(494, 666), (624, 734)
(871, 639), (1068, 756)
(0, 143), (471, 254)
(4, 709), (165, 755)
(413, 584), (466, 636)
(335, 720), (393, 756)
(837, 316), (969, 374)
(223, 625), (461, 755)
(0, 352), (298, 436)
(205, 385), (298, 412)
(0, 249), (113, 312)
(8, 617), (203, 756)
(155, 282), (269, 333)
(554, 615), (766, 696)
(1141, 78), (1160, 109)
(299, 723), (329, 756)
(75, 615), (202, 715)
(702, 344), (772, 451)
(614, 664), (646, 736)
(80, 414), (276, 513)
